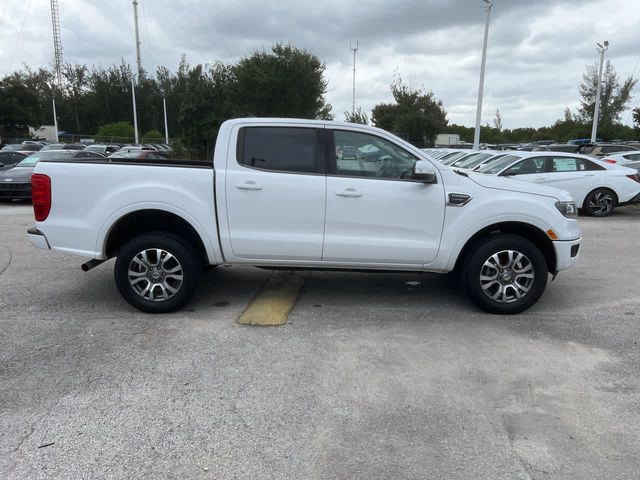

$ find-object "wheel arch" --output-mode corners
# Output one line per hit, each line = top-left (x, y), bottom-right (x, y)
(586, 186), (618, 205)
(453, 221), (556, 274)
(104, 209), (209, 263)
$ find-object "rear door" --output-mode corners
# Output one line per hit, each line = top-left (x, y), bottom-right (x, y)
(545, 156), (605, 206)
(322, 129), (445, 265)
(224, 126), (327, 261)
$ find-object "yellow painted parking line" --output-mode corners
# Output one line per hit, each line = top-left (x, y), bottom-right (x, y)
(237, 271), (308, 326)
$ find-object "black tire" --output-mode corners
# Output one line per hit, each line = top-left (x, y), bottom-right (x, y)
(463, 234), (548, 314)
(114, 232), (201, 313)
(583, 188), (616, 217)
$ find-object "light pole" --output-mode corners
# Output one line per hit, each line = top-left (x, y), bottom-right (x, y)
(131, 77), (139, 144)
(590, 40), (609, 143)
(473, 0), (493, 150)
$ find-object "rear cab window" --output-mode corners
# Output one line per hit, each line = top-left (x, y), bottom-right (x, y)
(237, 127), (321, 174)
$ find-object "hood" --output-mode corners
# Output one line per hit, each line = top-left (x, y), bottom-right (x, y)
(0, 166), (34, 182)
(467, 172), (573, 202)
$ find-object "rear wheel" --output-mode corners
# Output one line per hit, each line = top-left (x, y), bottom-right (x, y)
(463, 234), (548, 314)
(583, 188), (616, 217)
(114, 232), (201, 313)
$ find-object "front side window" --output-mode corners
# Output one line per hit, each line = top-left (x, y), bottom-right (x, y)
(239, 127), (317, 174)
(477, 155), (520, 174)
(333, 130), (418, 180)
(502, 157), (548, 176)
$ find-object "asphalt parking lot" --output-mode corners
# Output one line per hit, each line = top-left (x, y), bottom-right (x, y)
(1, 202), (639, 479)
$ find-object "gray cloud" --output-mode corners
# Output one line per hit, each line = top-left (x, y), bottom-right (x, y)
(0, 0), (638, 128)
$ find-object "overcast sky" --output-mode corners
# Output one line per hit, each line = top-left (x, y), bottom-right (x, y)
(1, 0), (639, 128)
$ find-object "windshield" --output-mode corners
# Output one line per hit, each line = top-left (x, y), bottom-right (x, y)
(1, 144), (23, 152)
(476, 154), (521, 174)
(441, 152), (470, 165)
(16, 151), (78, 167)
(17, 155), (42, 167)
(452, 152), (492, 168)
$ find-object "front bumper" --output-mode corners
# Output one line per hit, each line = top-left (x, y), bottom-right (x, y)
(0, 182), (31, 199)
(553, 237), (581, 272)
(27, 227), (50, 250)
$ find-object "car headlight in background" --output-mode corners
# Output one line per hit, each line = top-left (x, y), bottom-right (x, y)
(555, 201), (578, 218)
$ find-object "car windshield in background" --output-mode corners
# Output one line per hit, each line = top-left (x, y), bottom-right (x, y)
(441, 152), (469, 164)
(476, 154), (520, 174)
(17, 151), (80, 167)
(1, 144), (23, 152)
(17, 156), (41, 167)
(454, 153), (493, 168)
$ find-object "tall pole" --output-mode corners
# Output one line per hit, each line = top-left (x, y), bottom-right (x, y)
(163, 97), (169, 144)
(132, 0), (142, 76)
(131, 78), (139, 144)
(350, 41), (358, 116)
(591, 41), (609, 143)
(473, 1), (493, 150)
(50, 0), (63, 143)
(52, 99), (59, 142)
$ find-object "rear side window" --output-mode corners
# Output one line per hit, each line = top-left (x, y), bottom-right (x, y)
(551, 157), (605, 172)
(238, 127), (318, 174)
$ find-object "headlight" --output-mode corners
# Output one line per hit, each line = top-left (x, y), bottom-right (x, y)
(555, 201), (578, 218)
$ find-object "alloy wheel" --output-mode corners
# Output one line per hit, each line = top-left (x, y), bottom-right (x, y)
(589, 192), (613, 215)
(127, 248), (184, 302)
(479, 250), (535, 304)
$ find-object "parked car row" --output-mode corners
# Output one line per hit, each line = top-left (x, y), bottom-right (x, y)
(422, 147), (640, 217)
(0, 144), (175, 201)
(0, 140), (173, 155)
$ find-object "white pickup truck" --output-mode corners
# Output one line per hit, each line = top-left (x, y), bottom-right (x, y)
(27, 118), (582, 314)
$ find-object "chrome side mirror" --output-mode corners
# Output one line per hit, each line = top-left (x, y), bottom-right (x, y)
(411, 160), (437, 183)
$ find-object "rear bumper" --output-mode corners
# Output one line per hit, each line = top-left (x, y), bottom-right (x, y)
(27, 227), (50, 250)
(618, 192), (640, 206)
(553, 237), (581, 272)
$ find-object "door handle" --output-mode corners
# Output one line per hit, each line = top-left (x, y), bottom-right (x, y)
(335, 189), (362, 198)
(236, 182), (262, 191)
(533, 176), (546, 182)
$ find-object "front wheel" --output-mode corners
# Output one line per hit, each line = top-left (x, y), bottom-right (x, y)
(583, 188), (616, 217)
(463, 234), (548, 314)
(114, 232), (201, 313)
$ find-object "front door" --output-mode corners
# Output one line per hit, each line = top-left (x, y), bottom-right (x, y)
(224, 126), (326, 261)
(322, 129), (445, 265)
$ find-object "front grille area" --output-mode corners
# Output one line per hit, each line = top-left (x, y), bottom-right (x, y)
(0, 183), (31, 198)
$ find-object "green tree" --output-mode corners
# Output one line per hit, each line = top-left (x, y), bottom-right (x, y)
(371, 75), (447, 144)
(96, 121), (134, 139)
(143, 129), (162, 139)
(344, 107), (369, 124)
(230, 43), (332, 119)
(576, 60), (637, 133)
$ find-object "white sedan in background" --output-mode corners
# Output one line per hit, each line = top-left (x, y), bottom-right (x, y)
(600, 151), (640, 165)
(475, 151), (640, 217)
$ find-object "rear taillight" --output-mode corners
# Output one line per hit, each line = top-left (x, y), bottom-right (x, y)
(603, 158), (617, 164)
(31, 174), (51, 221)
(626, 174), (640, 183)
